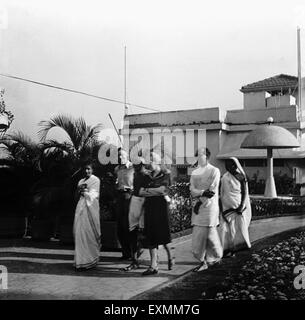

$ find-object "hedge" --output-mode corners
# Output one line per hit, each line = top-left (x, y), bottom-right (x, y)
(250, 197), (304, 218)
(101, 182), (305, 234)
(168, 183), (305, 233)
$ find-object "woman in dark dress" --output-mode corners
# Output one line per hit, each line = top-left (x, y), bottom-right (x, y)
(139, 152), (173, 276)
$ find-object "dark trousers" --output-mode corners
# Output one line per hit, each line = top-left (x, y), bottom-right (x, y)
(116, 191), (132, 257)
(129, 228), (143, 263)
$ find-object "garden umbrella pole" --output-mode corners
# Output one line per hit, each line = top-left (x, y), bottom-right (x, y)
(241, 120), (300, 198)
(265, 148), (277, 197)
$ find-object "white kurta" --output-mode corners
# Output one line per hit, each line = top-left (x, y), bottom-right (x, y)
(219, 172), (251, 251)
(74, 174), (101, 269)
(190, 164), (221, 227)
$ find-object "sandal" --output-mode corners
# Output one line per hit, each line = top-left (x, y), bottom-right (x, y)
(142, 267), (158, 276)
(121, 263), (140, 271)
(207, 258), (221, 266)
(193, 263), (208, 272)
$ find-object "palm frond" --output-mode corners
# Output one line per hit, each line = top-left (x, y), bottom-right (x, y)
(0, 131), (41, 169)
(82, 123), (103, 149)
(0, 131), (40, 159)
(41, 139), (74, 155)
(0, 138), (13, 150)
(0, 131), (37, 151)
(38, 114), (104, 168)
(76, 117), (88, 138)
(75, 117), (90, 151)
(38, 114), (83, 149)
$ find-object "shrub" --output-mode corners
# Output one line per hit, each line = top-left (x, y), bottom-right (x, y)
(248, 173), (300, 196)
(166, 182), (305, 233)
(250, 197), (304, 218)
(168, 182), (192, 233)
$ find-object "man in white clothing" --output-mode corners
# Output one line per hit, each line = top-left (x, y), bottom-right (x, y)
(190, 147), (223, 272)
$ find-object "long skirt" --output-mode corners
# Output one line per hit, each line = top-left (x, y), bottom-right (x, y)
(219, 211), (251, 254)
(73, 198), (101, 269)
(142, 196), (171, 248)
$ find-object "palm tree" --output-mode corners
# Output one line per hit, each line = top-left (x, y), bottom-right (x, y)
(38, 114), (103, 173)
(35, 114), (104, 240)
(0, 130), (74, 213)
(0, 115), (105, 240)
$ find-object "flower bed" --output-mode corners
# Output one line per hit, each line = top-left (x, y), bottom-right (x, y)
(168, 182), (192, 233)
(206, 230), (305, 300)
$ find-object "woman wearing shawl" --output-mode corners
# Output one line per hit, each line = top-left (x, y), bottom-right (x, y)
(73, 163), (101, 270)
(219, 157), (252, 256)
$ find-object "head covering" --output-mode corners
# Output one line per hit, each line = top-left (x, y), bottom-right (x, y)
(228, 157), (247, 182)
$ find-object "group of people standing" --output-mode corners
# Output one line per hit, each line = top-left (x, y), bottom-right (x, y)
(72, 146), (251, 275)
(114, 149), (174, 275)
(73, 149), (174, 275)
(191, 147), (252, 272)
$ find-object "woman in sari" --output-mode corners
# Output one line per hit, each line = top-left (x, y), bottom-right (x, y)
(219, 157), (252, 257)
(73, 163), (101, 270)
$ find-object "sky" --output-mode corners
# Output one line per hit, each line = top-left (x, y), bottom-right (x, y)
(1, 0), (305, 143)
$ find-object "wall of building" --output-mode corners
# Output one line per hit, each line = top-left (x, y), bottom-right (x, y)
(243, 91), (266, 110)
(244, 92), (297, 110)
(266, 94), (296, 108)
(206, 130), (224, 172)
(126, 107), (223, 128)
(225, 106), (298, 124)
(293, 85), (305, 108)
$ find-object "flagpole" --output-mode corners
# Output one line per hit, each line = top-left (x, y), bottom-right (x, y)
(124, 46), (128, 116)
(297, 27), (302, 121)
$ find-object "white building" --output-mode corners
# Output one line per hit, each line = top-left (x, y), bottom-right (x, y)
(122, 74), (305, 189)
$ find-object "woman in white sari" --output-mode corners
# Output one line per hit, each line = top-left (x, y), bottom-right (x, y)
(73, 163), (101, 270)
(219, 157), (251, 257)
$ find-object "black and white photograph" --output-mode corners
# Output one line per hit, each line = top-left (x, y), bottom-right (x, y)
(1, 0), (305, 306)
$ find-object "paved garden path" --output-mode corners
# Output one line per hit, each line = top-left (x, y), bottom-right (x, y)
(0, 214), (304, 300)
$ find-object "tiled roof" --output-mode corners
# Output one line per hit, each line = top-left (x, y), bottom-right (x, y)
(240, 74), (298, 93)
